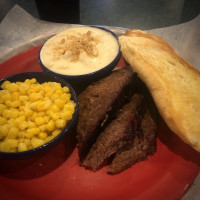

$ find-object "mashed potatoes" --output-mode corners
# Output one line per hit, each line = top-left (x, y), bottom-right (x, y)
(40, 26), (119, 75)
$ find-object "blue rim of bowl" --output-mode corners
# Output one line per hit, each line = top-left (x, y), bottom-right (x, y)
(38, 26), (121, 79)
(0, 72), (78, 158)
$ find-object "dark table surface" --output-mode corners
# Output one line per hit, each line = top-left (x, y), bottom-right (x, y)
(0, 0), (200, 29)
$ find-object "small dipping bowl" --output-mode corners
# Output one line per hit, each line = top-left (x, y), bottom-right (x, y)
(0, 72), (78, 159)
(38, 26), (121, 89)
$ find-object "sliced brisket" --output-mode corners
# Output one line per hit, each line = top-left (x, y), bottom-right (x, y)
(82, 94), (144, 171)
(77, 68), (135, 161)
(108, 109), (157, 174)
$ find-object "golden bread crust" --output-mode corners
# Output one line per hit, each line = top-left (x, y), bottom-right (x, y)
(119, 30), (200, 152)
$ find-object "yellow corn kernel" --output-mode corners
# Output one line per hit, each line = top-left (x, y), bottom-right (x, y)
(64, 102), (75, 112)
(36, 101), (45, 112)
(12, 92), (19, 100)
(18, 131), (25, 138)
(24, 109), (33, 118)
(10, 100), (21, 108)
(37, 112), (45, 117)
(28, 121), (36, 128)
(39, 90), (44, 98)
(25, 132), (34, 139)
(51, 94), (60, 102)
(52, 129), (61, 137)
(55, 89), (63, 95)
(7, 127), (19, 139)
(0, 124), (9, 137)
(0, 103), (7, 115)
(35, 117), (45, 126)
(0, 90), (5, 100)
(7, 118), (15, 129)
(0, 116), (7, 125)
(51, 112), (60, 120)
(18, 87), (27, 95)
(19, 95), (29, 102)
(7, 83), (19, 92)
(27, 85), (34, 91)
(30, 78), (37, 84)
(2, 109), (13, 118)
(60, 93), (70, 101)
(10, 148), (18, 153)
(1, 80), (11, 89)
(43, 116), (50, 123)
(19, 111), (24, 117)
(43, 99), (51, 110)
(31, 137), (44, 148)
(5, 100), (12, 107)
(61, 111), (72, 121)
(46, 120), (55, 132)
(25, 79), (32, 85)
(55, 119), (66, 129)
(55, 99), (65, 109)
(6, 138), (18, 149)
(15, 116), (25, 126)
(50, 104), (60, 112)
(18, 143), (28, 152)
(10, 109), (19, 118)
(38, 90), (45, 99)
(46, 110), (53, 117)
(44, 84), (53, 93)
(30, 112), (37, 121)
(29, 93), (41, 102)
(39, 124), (47, 132)
(19, 121), (28, 130)
(27, 127), (40, 135)
(45, 90), (54, 98)
(1, 93), (12, 102)
(18, 137), (24, 143)
(30, 102), (37, 110)
(27, 145), (33, 150)
(24, 138), (31, 146)
(38, 132), (48, 140)
(44, 135), (54, 143)
(19, 105), (25, 111)
(0, 142), (10, 152)
(33, 84), (41, 93)
(16, 81), (22, 86)
(62, 86), (69, 93)
(55, 82), (61, 87)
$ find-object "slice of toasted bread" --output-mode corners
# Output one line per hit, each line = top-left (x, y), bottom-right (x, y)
(119, 30), (200, 152)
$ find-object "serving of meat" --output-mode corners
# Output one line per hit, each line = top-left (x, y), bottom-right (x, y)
(77, 68), (135, 161)
(108, 108), (157, 174)
(76, 68), (158, 173)
(82, 94), (145, 171)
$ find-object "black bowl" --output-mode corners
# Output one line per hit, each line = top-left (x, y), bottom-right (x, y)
(38, 26), (121, 89)
(0, 72), (78, 159)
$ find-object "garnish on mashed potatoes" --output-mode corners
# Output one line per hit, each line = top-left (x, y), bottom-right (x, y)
(53, 31), (99, 62)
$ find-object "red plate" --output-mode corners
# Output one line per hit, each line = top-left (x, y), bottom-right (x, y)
(0, 46), (199, 200)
